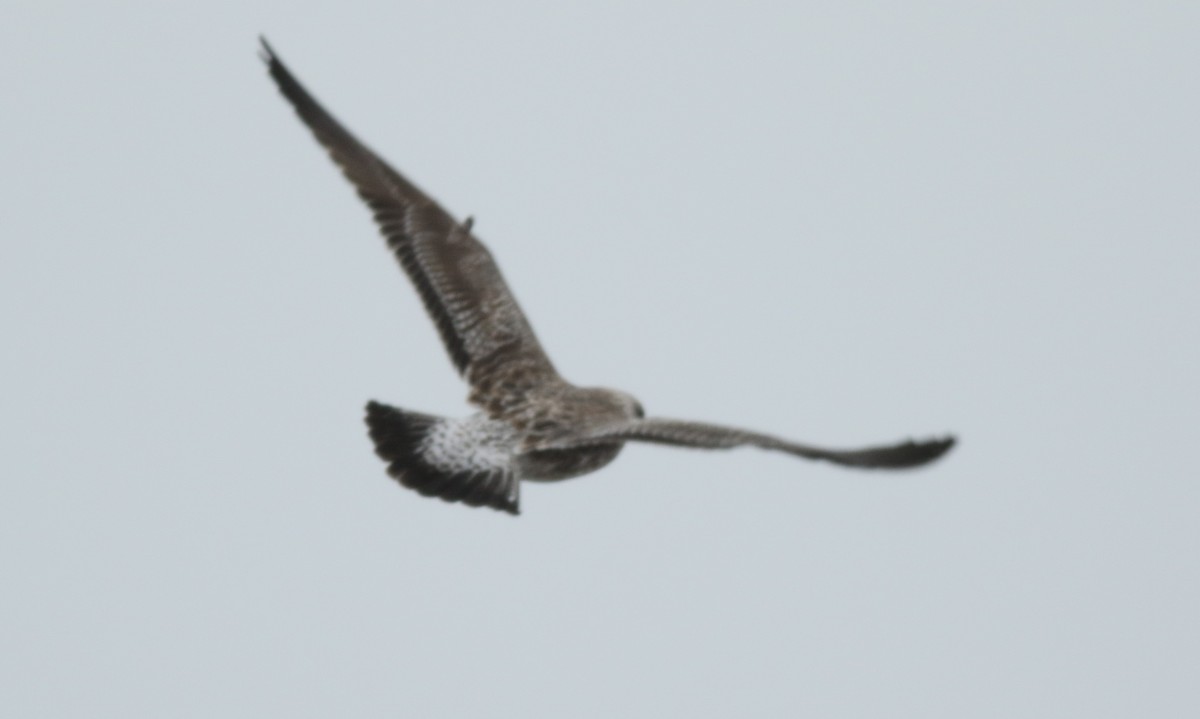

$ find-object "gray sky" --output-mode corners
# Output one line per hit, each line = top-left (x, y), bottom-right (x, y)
(3, 1), (1198, 716)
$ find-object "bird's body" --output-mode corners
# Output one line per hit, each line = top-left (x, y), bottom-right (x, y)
(262, 38), (955, 515)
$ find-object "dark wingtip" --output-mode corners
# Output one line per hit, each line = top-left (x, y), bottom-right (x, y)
(258, 35), (276, 64)
(831, 433), (957, 470)
(927, 435), (955, 451)
(904, 434), (957, 468)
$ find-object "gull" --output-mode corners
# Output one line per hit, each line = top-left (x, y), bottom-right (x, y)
(261, 39), (955, 515)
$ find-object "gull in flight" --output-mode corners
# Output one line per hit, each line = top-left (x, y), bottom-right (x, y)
(261, 39), (955, 515)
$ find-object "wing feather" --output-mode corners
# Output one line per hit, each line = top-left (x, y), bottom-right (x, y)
(558, 418), (955, 469)
(262, 39), (560, 415)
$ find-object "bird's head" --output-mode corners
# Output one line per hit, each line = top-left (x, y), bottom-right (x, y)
(579, 387), (644, 421)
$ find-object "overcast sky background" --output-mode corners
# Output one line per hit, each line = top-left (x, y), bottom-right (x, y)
(3, 1), (1198, 716)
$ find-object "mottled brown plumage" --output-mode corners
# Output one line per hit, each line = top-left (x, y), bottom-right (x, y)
(262, 38), (955, 515)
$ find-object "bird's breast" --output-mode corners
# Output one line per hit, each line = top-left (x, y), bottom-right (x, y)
(516, 443), (624, 482)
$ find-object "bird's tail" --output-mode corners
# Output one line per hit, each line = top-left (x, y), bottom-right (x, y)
(363, 401), (519, 514)
(364, 400), (440, 473)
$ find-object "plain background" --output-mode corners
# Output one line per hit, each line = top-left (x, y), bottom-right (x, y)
(3, 1), (1197, 716)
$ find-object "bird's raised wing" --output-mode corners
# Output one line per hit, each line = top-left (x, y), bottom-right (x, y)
(553, 417), (955, 469)
(261, 39), (561, 416)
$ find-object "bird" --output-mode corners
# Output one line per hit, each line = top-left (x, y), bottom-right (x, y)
(260, 38), (955, 515)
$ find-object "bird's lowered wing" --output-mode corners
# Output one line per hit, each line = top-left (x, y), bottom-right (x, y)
(261, 39), (561, 416)
(551, 417), (955, 469)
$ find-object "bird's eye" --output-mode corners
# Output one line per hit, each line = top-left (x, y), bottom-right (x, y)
(632, 402), (645, 419)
